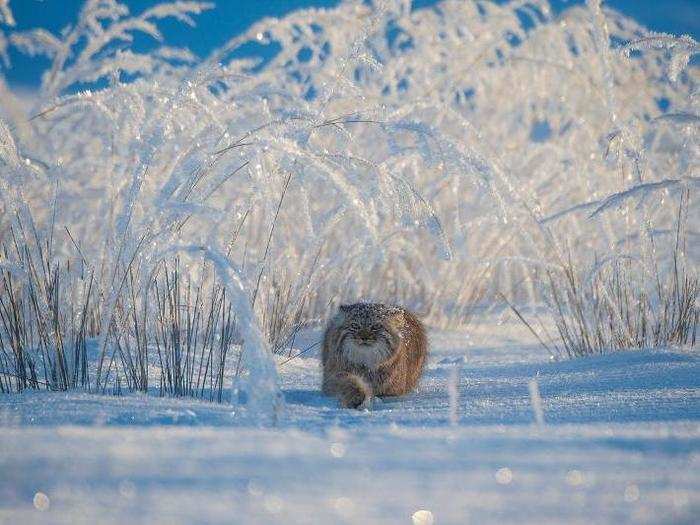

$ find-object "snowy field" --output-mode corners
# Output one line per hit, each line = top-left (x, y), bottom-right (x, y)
(2, 318), (698, 524)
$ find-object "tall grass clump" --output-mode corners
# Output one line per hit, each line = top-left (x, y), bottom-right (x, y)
(0, 211), (243, 401)
(149, 259), (240, 401)
(544, 249), (697, 357)
(107, 257), (243, 402)
(0, 218), (100, 393)
(543, 184), (698, 356)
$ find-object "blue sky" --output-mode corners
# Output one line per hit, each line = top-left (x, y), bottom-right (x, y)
(3, 0), (699, 89)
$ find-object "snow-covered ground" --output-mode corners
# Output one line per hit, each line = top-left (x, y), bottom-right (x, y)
(1, 318), (699, 524)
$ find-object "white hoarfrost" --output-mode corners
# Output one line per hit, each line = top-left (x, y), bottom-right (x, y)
(161, 244), (284, 422)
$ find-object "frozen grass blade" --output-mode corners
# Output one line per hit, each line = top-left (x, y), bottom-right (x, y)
(528, 377), (546, 427)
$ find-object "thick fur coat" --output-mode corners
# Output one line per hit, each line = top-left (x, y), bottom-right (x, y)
(321, 303), (428, 408)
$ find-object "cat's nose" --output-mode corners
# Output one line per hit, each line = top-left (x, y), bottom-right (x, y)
(357, 329), (373, 341)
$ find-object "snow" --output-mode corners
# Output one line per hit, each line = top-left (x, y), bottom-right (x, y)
(1, 318), (698, 524)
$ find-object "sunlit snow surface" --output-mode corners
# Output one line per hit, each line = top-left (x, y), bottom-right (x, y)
(1, 319), (698, 524)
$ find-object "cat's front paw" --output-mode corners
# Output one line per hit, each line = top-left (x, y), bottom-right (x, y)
(340, 387), (367, 409)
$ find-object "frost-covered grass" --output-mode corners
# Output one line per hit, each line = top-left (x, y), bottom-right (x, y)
(543, 241), (698, 357)
(0, 0), (698, 412)
(508, 203), (698, 358)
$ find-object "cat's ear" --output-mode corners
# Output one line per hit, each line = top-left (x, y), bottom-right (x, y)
(389, 307), (407, 327)
(395, 310), (406, 325)
(333, 304), (350, 322)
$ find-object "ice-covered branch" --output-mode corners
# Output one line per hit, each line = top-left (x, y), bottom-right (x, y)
(590, 178), (700, 219)
(621, 32), (697, 81)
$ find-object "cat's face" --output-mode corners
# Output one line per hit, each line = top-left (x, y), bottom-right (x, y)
(336, 303), (404, 368)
